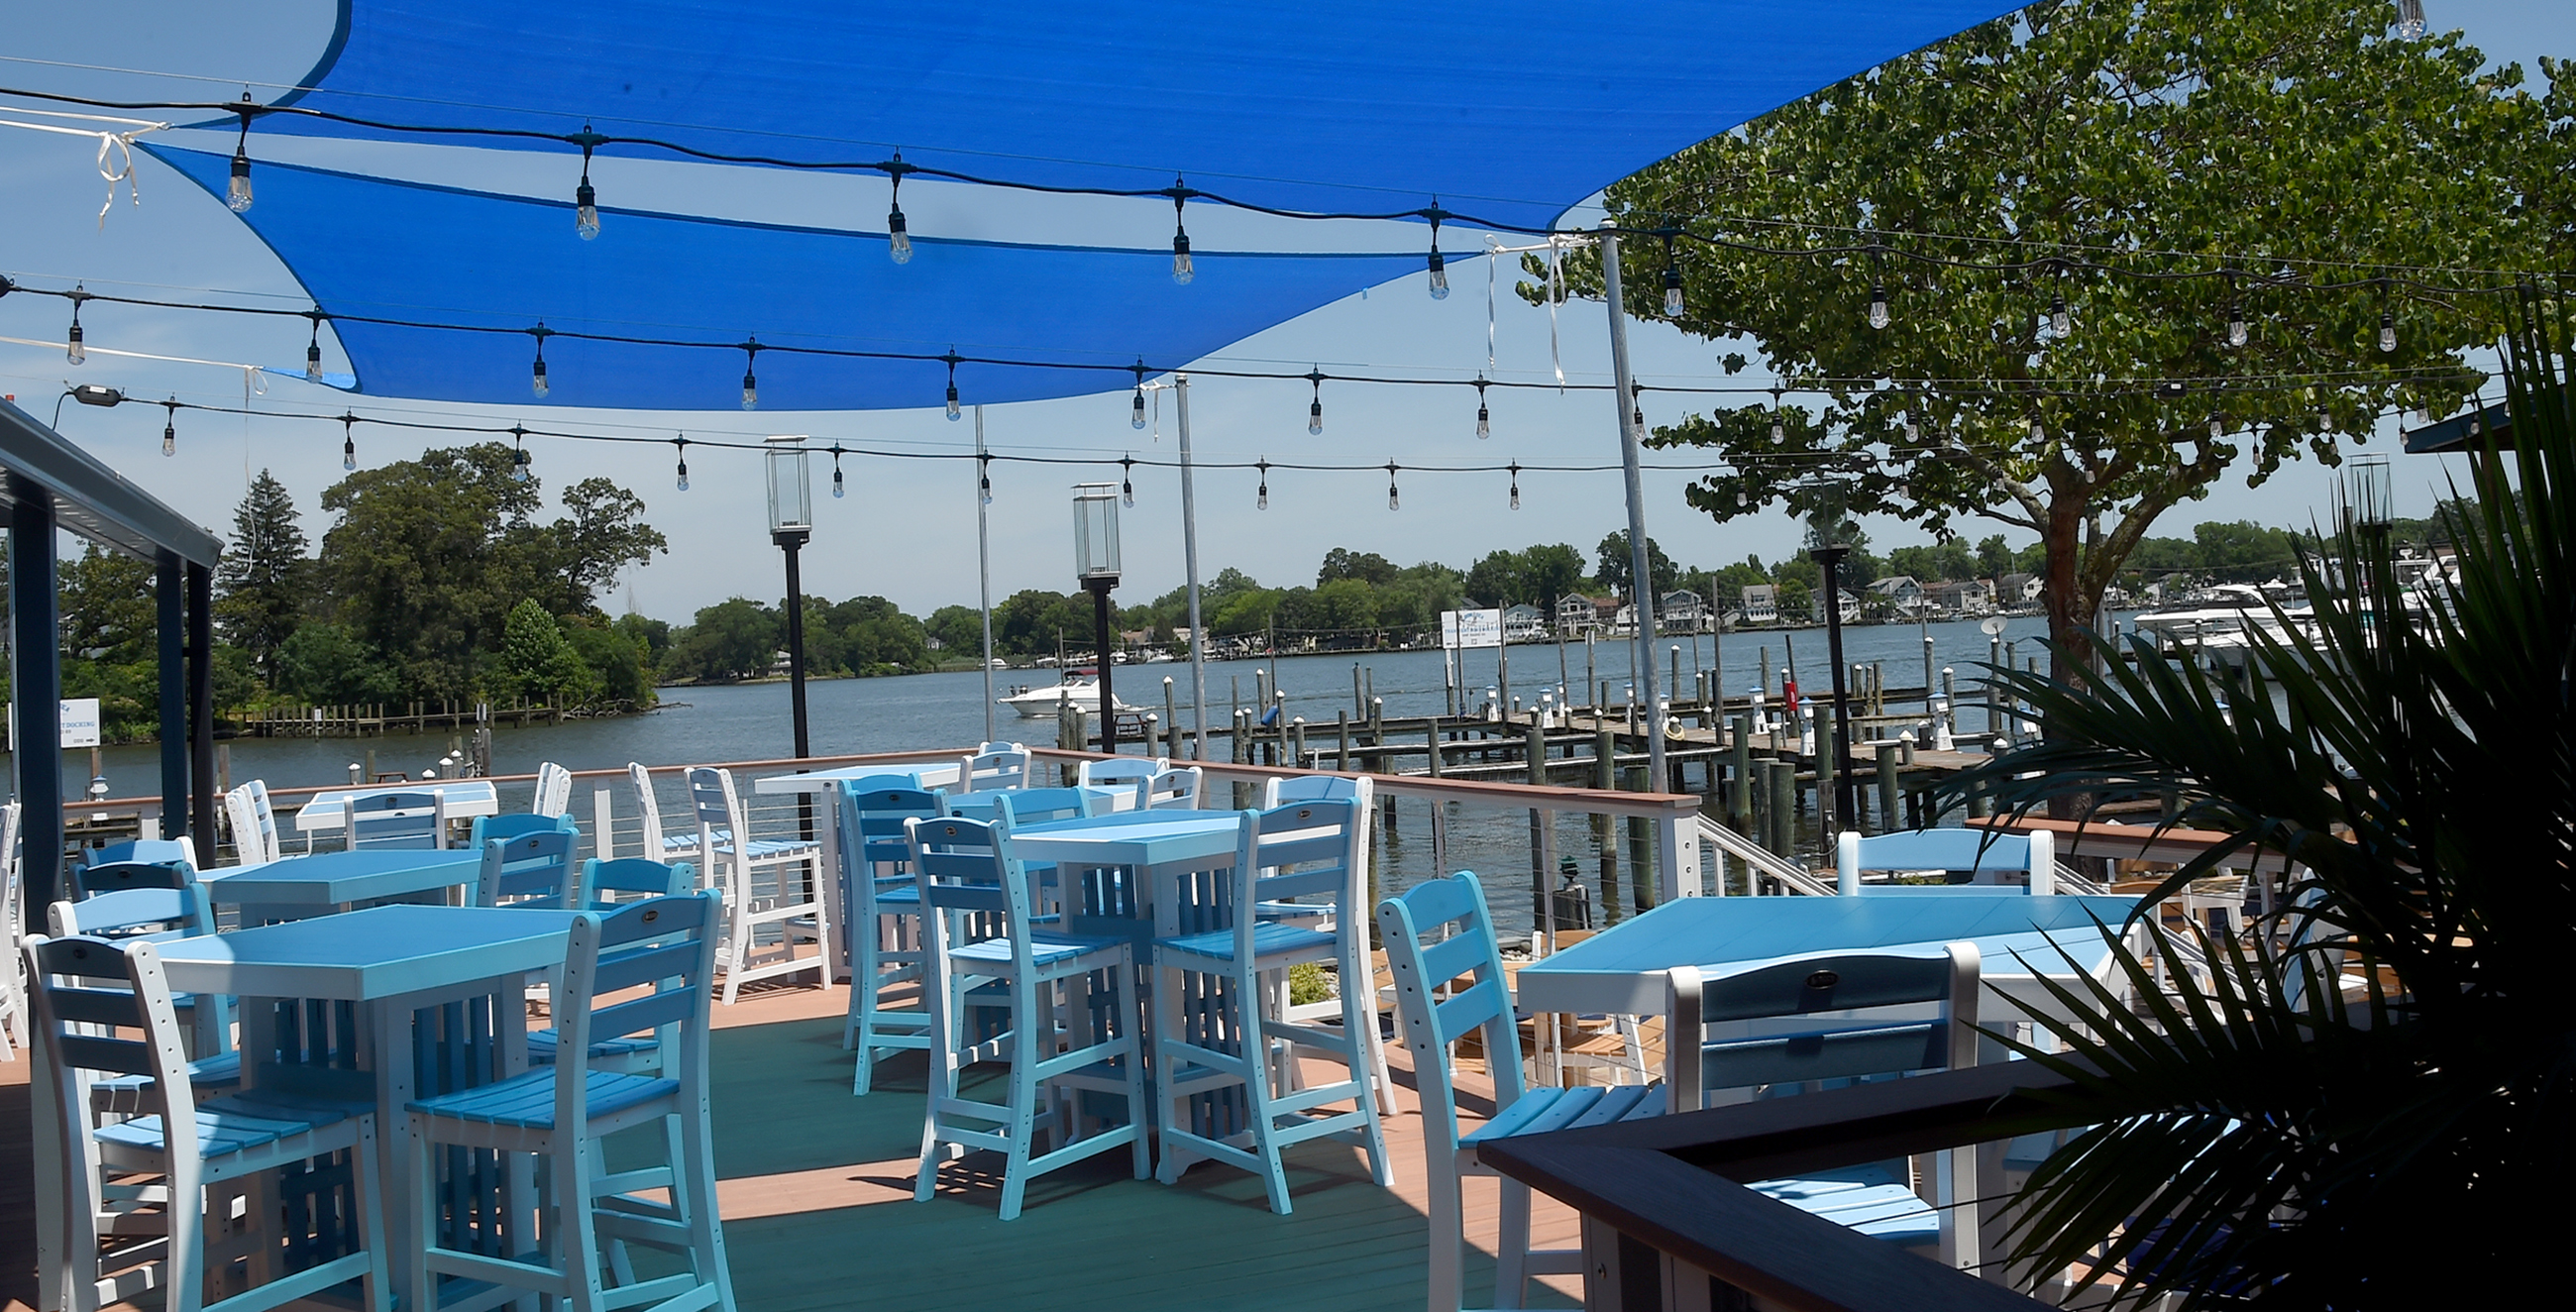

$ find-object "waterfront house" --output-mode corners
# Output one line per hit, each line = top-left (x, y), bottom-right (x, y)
(1866, 576), (1925, 614)
(1930, 579), (1997, 615)
(1997, 571), (2045, 605)
(1501, 603), (1549, 642)
(1740, 584), (1780, 624)
(1660, 589), (1707, 629)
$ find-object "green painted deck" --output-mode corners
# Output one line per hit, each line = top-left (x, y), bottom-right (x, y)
(694, 1006), (1580, 1312)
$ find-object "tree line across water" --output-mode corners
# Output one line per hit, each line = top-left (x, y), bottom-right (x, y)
(5, 438), (2468, 741)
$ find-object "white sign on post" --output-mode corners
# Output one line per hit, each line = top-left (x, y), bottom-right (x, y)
(1441, 608), (1504, 650)
(59, 698), (102, 749)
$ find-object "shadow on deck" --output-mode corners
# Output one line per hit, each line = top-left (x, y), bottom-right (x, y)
(4, 982), (1582, 1312)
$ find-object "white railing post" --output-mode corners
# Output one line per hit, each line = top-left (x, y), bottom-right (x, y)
(592, 787), (616, 861)
(1656, 809), (1702, 898)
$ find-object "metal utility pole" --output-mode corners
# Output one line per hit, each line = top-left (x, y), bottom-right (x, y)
(1598, 220), (1666, 796)
(976, 406), (996, 745)
(1176, 376), (1210, 760)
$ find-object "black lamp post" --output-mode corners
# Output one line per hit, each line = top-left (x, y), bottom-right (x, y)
(767, 435), (813, 758)
(1806, 482), (1860, 828)
(1073, 482), (1123, 753)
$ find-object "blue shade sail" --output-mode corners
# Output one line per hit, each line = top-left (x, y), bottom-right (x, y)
(261, 1), (2021, 228)
(155, 148), (1423, 410)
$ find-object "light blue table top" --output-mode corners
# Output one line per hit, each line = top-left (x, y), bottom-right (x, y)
(1515, 893), (2140, 1016)
(153, 904), (582, 1002)
(202, 849), (483, 905)
(1008, 810), (1242, 869)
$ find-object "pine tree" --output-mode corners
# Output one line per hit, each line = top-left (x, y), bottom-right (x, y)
(214, 471), (312, 685)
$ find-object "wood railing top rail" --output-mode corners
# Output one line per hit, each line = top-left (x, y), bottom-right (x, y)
(1479, 1061), (2106, 1312)
(66, 746), (1703, 822)
(1971, 816), (2293, 874)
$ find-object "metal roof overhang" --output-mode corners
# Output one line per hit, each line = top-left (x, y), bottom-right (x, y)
(0, 398), (223, 568)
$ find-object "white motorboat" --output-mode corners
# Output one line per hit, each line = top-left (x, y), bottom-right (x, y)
(997, 669), (1139, 719)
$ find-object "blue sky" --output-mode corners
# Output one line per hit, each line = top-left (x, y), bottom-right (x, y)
(0, 2), (2566, 620)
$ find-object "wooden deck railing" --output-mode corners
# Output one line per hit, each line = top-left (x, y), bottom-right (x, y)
(1477, 1061), (2113, 1312)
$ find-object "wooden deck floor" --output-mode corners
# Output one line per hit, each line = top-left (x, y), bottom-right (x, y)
(3, 982), (1589, 1312)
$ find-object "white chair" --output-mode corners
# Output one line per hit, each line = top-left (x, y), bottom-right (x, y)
(342, 790), (451, 851)
(686, 767), (830, 1004)
(1665, 942), (1985, 1270)
(1152, 803), (1393, 1212)
(628, 762), (700, 862)
(1076, 755), (1163, 809)
(403, 892), (735, 1312)
(1378, 871), (1664, 1312)
(222, 781), (279, 866)
(955, 744), (1031, 793)
(531, 761), (575, 818)
(1136, 764), (1204, 811)
(1256, 773), (1396, 1114)
(1836, 827), (2055, 895)
(27, 932), (389, 1312)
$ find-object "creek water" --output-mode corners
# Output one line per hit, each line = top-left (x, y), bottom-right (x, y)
(40, 615), (2060, 934)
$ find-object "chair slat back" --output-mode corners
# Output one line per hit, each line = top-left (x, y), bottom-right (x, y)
(1838, 828), (2053, 894)
(1250, 798), (1357, 904)
(957, 745), (1030, 793)
(994, 787), (1096, 828)
(226, 781), (279, 865)
(532, 761), (574, 817)
(25, 935), (196, 1146)
(555, 892), (718, 1133)
(628, 762), (673, 852)
(1076, 756), (1163, 791)
(1138, 765), (1203, 811)
(1666, 943), (1980, 1112)
(478, 829), (579, 909)
(470, 812), (578, 848)
(841, 781), (944, 867)
(579, 858), (694, 908)
(906, 816), (1033, 967)
(1262, 773), (1364, 807)
(54, 861), (212, 940)
(684, 767), (756, 899)
(1375, 871), (1525, 1151)
(346, 790), (449, 850)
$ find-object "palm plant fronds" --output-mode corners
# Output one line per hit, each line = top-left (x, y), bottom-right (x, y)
(1932, 298), (2575, 1305)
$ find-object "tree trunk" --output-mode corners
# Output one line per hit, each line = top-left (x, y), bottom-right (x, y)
(2038, 502), (2102, 822)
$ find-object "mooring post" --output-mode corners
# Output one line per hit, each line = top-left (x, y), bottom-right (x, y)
(1337, 710), (1352, 771)
(1876, 741), (1901, 833)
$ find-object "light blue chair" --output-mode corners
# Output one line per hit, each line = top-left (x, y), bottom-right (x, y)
(475, 829), (580, 909)
(1151, 802), (1392, 1213)
(908, 814), (1147, 1221)
(1379, 871), (1664, 1312)
(75, 838), (196, 880)
(1837, 827), (2055, 894)
(526, 858), (697, 1074)
(26, 933), (388, 1312)
(1666, 943), (1985, 1268)
(404, 892), (735, 1312)
(837, 779), (945, 1094)
(469, 811), (578, 849)
(49, 861), (240, 1093)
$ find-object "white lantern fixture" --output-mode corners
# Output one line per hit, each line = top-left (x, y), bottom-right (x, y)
(1072, 482), (1122, 585)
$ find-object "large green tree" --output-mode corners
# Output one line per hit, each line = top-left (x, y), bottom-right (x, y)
(1552, 0), (2560, 676)
(213, 470), (311, 684)
(317, 444), (665, 697)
